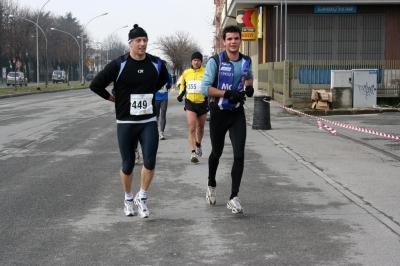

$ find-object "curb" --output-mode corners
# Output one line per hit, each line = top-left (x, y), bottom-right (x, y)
(300, 108), (400, 116)
(0, 86), (90, 99)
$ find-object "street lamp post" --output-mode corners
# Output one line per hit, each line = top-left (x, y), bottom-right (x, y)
(9, 14), (48, 88)
(80, 13), (108, 86)
(274, 5), (278, 62)
(50, 28), (81, 81)
(96, 42), (102, 72)
(107, 25), (128, 63)
(36, 0), (50, 90)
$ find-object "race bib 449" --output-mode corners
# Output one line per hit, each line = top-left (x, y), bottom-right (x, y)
(130, 94), (153, 115)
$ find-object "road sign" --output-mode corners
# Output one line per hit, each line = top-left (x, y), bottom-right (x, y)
(236, 8), (258, 40)
(86, 59), (94, 67)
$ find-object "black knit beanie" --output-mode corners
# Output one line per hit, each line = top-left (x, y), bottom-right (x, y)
(191, 52), (203, 61)
(128, 24), (148, 42)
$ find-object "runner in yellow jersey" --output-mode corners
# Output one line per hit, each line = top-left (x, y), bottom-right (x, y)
(177, 52), (209, 163)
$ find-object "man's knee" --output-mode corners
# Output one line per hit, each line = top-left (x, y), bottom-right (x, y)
(143, 159), (156, 170)
(210, 149), (223, 160)
(188, 124), (196, 133)
(197, 125), (204, 133)
(121, 160), (134, 175)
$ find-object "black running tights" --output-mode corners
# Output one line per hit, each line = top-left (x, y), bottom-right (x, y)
(208, 108), (246, 193)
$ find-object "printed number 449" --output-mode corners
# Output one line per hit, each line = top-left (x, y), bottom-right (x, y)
(131, 100), (147, 109)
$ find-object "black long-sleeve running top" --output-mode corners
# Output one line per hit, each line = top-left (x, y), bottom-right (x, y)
(90, 53), (169, 122)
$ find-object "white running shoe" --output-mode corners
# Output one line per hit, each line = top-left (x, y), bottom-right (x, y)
(190, 152), (199, 163)
(135, 149), (140, 164)
(206, 186), (216, 205)
(124, 200), (135, 216)
(196, 146), (202, 158)
(159, 132), (165, 140)
(134, 192), (149, 218)
(227, 197), (243, 214)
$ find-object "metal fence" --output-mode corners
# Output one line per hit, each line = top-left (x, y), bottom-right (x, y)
(259, 60), (400, 104)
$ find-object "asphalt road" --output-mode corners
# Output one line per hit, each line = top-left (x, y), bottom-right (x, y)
(0, 88), (399, 265)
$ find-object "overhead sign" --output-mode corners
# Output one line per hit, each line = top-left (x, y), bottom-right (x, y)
(236, 8), (258, 40)
(314, 5), (357, 14)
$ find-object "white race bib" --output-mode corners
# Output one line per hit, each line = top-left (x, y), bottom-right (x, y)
(187, 80), (202, 94)
(130, 94), (153, 115)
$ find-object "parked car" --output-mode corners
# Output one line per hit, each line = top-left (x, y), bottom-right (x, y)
(6, 71), (28, 86)
(52, 70), (67, 83)
(86, 74), (95, 81)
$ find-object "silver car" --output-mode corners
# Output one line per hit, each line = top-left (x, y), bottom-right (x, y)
(52, 70), (67, 83)
(6, 72), (28, 86)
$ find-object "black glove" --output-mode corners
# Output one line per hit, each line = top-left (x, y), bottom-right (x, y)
(224, 90), (245, 103)
(245, 86), (254, 97)
(177, 93), (184, 102)
(166, 84), (171, 90)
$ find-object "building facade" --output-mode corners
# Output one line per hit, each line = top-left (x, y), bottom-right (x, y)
(215, 0), (400, 102)
(219, 0), (400, 62)
(214, 0), (225, 54)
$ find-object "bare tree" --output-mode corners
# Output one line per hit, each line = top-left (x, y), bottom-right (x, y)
(105, 36), (127, 58)
(154, 31), (202, 76)
(0, 0), (9, 79)
(1, 1), (95, 85)
(5, 4), (33, 85)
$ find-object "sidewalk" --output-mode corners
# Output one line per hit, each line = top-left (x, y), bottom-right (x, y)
(143, 90), (400, 265)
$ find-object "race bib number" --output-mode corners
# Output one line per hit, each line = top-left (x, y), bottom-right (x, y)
(130, 94), (153, 115)
(187, 80), (202, 94)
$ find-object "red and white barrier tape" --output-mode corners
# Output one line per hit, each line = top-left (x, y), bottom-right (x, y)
(321, 123), (337, 135)
(317, 118), (337, 135)
(263, 98), (399, 141)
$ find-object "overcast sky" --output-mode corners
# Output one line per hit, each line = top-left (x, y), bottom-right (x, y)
(15, 0), (215, 57)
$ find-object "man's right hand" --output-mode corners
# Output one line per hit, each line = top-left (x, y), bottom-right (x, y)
(177, 94), (184, 102)
(108, 95), (115, 103)
(224, 90), (245, 103)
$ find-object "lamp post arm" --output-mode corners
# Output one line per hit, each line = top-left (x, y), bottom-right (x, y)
(110, 25), (128, 36)
(106, 25), (128, 63)
(16, 17), (47, 44)
(51, 28), (81, 81)
(85, 13), (108, 28)
(37, 0), (50, 25)
(51, 28), (80, 50)
(80, 12), (108, 85)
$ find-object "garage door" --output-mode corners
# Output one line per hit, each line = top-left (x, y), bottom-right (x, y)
(288, 14), (385, 60)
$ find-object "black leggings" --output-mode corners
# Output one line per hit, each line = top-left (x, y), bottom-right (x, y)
(208, 107), (246, 193)
(155, 99), (168, 132)
(117, 122), (159, 175)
